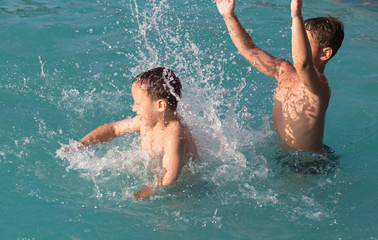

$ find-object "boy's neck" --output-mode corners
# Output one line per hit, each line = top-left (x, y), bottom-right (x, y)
(315, 61), (326, 74)
(155, 110), (179, 129)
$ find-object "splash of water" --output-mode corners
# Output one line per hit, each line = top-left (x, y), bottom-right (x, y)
(55, 0), (342, 227)
(38, 56), (46, 77)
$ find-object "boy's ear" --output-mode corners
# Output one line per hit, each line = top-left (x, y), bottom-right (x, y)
(320, 47), (333, 61)
(156, 99), (167, 112)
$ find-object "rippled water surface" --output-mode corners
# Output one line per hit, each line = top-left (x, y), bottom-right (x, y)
(1, 0), (377, 239)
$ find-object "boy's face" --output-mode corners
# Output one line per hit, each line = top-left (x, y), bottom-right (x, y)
(131, 83), (160, 126)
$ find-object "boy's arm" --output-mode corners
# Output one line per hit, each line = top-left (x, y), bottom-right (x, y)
(291, 0), (327, 95)
(134, 127), (187, 200)
(80, 117), (142, 146)
(216, 0), (287, 79)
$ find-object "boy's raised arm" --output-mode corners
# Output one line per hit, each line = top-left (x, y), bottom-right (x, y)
(216, 0), (286, 79)
(80, 117), (141, 146)
(291, 0), (328, 95)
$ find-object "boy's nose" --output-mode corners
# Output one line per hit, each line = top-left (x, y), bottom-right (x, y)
(132, 105), (136, 112)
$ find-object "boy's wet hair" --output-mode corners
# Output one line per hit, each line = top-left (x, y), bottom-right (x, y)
(305, 16), (344, 59)
(133, 67), (182, 111)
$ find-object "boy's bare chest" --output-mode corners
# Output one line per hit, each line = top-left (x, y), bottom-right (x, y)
(140, 127), (165, 157)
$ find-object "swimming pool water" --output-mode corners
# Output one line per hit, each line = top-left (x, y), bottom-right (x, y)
(1, 0), (377, 239)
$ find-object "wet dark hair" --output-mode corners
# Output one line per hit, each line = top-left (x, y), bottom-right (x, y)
(132, 67), (182, 111)
(305, 16), (344, 59)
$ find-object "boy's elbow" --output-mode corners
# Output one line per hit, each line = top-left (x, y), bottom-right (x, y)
(240, 47), (264, 64)
(104, 123), (118, 133)
(105, 123), (118, 135)
(96, 123), (117, 142)
(239, 44), (257, 57)
(160, 169), (180, 186)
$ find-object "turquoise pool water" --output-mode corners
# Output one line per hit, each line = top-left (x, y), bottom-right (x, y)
(1, 0), (377, 239)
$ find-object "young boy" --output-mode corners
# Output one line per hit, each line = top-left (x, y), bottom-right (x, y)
(216, 0), (344, 155)
(77, 67), (197, 200)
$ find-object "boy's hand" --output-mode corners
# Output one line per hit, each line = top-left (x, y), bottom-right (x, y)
(58, 142), (84, 153)
(291, 0), (303, 18)
(216, 0), (235, 17)
(134, 186), (154, 200)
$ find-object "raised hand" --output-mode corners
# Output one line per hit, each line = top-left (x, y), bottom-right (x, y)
(291, 0), (303, 18)
(216, 0), (235, 17)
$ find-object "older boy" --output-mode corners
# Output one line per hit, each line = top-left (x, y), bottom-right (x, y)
(216, 0), (344, 154)
(78, 67), (197, 199)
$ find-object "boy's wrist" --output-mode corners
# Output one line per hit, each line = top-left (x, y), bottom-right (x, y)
(292, 15), (304, 21)
(222, 12), (236, 20)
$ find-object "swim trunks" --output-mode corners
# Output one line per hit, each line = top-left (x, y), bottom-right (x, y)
(275, 144), (340, 175)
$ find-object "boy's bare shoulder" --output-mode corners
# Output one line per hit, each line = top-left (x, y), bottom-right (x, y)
(275, 59), (296, 80)
(165, 120), (191, 138)
(165, 119), (198, 158)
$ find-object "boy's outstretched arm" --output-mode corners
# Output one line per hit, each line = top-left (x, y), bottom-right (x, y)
(216, 0), (286, 79)
(134, 127), (187, 200)
(291, 0), (329, 95)
(80, 117), (141, 146)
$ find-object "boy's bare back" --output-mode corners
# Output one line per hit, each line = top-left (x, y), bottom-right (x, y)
(216, 0), (343, 154)
(272, 62), (330, 152)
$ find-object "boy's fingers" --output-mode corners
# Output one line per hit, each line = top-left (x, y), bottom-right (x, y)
(133, 192), (140, 201)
